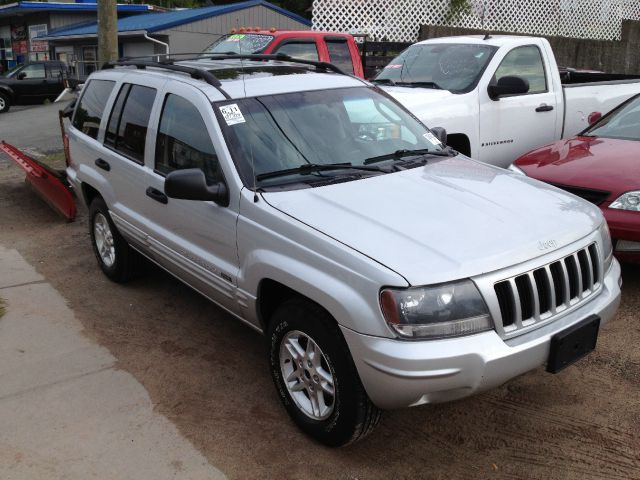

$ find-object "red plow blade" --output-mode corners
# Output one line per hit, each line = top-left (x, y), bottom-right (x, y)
(0, 141), (77, 221)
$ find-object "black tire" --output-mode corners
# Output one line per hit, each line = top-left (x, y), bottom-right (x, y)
(0, 92), (10, 113)
(89, 197), (138, 283)
(267, 298), (382, 446)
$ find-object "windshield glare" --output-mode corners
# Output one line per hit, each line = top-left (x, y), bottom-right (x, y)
(203, 33), (274, 55)
(216, 87), (445, 188)
(375, 43), (498, 93)
(584, 95), (640, 141)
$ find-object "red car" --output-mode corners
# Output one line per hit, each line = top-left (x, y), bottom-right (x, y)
(513, 93), (640, 263)
(202, 29), (364, 78)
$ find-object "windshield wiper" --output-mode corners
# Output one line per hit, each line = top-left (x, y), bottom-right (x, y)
(256, 162), (385, 181)
(371, 78), (396, 85)
(364, 148), (453, 165)
(394, 81), (443, 90)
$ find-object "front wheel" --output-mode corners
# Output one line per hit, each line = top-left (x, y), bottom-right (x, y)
(267, 298), (381, 446)
(0, 92), (10, 113)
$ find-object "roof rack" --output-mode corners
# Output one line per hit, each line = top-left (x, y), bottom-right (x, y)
(102, 60), (231, 99)
(102, 53), (350, 99)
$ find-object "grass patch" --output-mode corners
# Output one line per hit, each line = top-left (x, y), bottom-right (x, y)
(0, 298), (5, 319)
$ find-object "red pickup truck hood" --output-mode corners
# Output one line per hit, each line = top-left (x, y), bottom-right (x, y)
(516, 136), (640, 198)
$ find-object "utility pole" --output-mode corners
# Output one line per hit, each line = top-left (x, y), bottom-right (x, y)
(98, 0), (118, 67)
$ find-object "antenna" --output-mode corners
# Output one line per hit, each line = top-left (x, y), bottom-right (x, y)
(236, 18), (259, 203)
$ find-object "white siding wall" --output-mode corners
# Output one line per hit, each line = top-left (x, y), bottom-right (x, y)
(50, 12), (97, 30)
(158, 5), (310, 54)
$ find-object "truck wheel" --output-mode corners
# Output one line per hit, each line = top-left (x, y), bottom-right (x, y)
(0, 92), (10, 113)
(89, 197), (137, 283)
(267, 298), (381, 446)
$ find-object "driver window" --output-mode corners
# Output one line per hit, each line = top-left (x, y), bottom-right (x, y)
(495, 46), (547, 94)
(155, 94), (222, 184)
(20, 63), (46, 79)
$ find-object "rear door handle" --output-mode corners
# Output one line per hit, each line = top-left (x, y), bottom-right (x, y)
(146, 187), (168, 204)
(536, 104), (554, 112)
(95, 158), (110, 171)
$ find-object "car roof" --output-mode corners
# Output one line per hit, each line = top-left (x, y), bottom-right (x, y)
(91, 58), (366, 101)
(231, 30), (353, 37)
(416, 35), (545, 48)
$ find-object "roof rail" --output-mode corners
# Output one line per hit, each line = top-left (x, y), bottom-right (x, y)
(117, 53), (347, 76)
(102, 60), (231, 99)
(205, 53), (348, 75)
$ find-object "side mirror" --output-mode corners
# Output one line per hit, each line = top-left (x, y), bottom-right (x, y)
(17, 72), (27, 80)
(588, 111), (602, 125)
(430, 127), (447, 146)
(165, 168), (229, 206)
(488, 75), (529, 100)
(60, 99), (76, 118)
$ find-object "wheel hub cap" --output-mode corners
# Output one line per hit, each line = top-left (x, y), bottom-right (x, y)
(93, 213), (116, 267)
(279, 330), (336, 420)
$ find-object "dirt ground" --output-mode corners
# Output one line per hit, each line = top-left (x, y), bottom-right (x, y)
(1, 153), (639, 480)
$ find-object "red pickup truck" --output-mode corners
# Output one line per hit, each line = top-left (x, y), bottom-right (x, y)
(202, 29), (364, 78)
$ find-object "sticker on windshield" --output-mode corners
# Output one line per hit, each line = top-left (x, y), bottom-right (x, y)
(227, 34), (246, 41)
(384, 64), (402, 69)
(423, 131), (442, 145)
(219, 104), (246, 125)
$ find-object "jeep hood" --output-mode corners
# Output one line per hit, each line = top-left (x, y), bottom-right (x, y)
(262, 157), (603, 285)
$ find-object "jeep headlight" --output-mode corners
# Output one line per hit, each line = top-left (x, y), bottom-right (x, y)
(610, 191), (640, 212)
(380, 280), (493, 339)
(599, 221), (613, 273)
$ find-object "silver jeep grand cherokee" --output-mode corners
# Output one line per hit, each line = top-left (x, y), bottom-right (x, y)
(64, 55), (621, 446)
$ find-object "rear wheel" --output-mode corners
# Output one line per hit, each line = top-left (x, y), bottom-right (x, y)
(0, 92), (10, 113)
(267, 298), (381, 446)
(89, 197), (138, 282)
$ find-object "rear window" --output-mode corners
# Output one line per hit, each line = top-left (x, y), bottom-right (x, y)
(72, 79), (116, 140)
(326, 39), (354, 74)
(104, 83), (156, 163)
(203, 33), (274, 55)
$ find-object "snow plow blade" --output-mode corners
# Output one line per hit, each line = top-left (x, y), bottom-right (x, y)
(0, 141), (77, 221)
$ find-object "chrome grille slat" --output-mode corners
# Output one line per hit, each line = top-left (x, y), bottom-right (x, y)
(527, 271), (540, 320)
(508, 278), (523, 328)
(492, 243), (601, 337)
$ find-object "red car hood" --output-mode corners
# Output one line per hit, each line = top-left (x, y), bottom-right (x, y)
(515, 136), (640, 198)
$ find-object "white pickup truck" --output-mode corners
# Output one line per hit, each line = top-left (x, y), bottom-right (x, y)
(374, 35), (640, 167)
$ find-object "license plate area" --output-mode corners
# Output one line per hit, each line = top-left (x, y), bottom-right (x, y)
(547, 315), (600, 374)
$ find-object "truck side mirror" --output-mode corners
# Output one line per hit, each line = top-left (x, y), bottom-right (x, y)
(430, 127), (447, 146)
(165, 168), (229, 206)
(588, 112), (602, 125)
(488, 76), (529, 100)
(17, 72), (27, 80)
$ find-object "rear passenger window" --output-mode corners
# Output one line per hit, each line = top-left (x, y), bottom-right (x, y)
(155, 94), (222, 183)
(273, 40), (319, 61)
(72, 79), (115, 140)
(326, 39), (354, 74)
(104, 84), (156, 162)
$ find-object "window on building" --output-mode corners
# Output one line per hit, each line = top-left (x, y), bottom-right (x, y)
(155, 94), (222, 183)
(72, 79), (116, 140)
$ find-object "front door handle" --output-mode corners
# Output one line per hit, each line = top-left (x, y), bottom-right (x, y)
(95, 158), (111, 171)
(536, 104), (554, 112)
(146, 187), (168, 204)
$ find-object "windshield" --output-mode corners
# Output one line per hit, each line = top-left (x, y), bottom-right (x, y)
(583, 95), (640, 141)
(215, 87), (447, 189)
(375, 43), (498, 93)
(203, 33), (275, 55)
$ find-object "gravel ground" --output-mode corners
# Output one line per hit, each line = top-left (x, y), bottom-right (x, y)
(0, 104), (639, 479)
